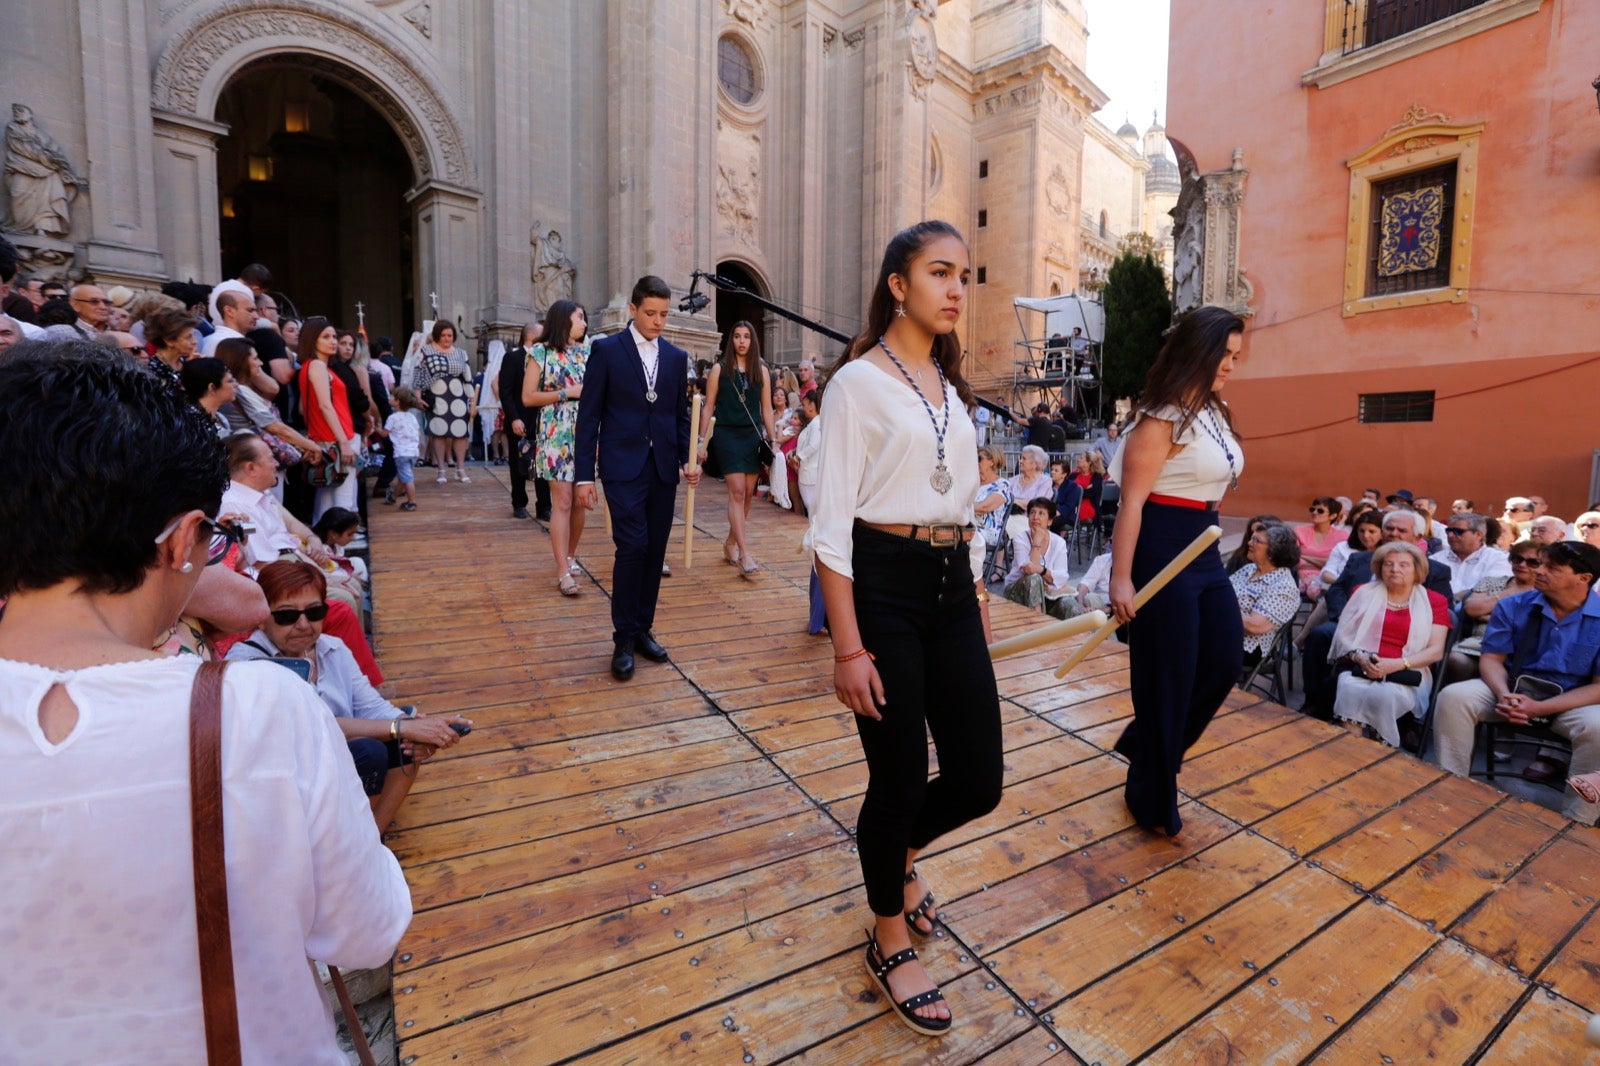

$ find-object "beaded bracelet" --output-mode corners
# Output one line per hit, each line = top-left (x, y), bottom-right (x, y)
(834, 647), (876, 664)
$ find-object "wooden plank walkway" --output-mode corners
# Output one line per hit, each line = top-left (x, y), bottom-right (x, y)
(370, 471), (1600, 1065)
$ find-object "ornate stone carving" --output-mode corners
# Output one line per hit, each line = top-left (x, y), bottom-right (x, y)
(1045, 164), (1071, 218)
(10, 234), (77, 280)
(725, 0), (765, 27)
(403, 2), (431, 38)
(3, 104), (86, 237)
(717, 159), (759, 248)
(1383, 103), (1451, 140)
(1171, 153), (1252, 316)
(152, 0), (473, 185)
(529, 223), (576, 313)
(906, 16), (937, 101)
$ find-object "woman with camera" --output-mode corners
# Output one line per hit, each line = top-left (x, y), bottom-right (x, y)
(227, 560), (471, 829)
(1329, 540), (1450, 747)
(0, 340), (409, 1063)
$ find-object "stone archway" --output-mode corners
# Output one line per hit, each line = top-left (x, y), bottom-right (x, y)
(148, 1), (481, 323)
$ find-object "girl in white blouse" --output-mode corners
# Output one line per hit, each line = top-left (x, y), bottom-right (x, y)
(809, 220), (1000, 1038)
(1106, 305), (1248, 837)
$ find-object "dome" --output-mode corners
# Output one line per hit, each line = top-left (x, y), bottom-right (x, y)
(1145, 110), (1165, 134)
(1147, 154), (1180, 192)
(1115, 119), (1139, 139)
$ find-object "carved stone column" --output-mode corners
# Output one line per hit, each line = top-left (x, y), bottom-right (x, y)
(1171, 153), (1253, 317)
(150, 110), (227, 285)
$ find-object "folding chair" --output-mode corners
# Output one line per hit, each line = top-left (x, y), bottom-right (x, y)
(1239, 623), (1293, 705)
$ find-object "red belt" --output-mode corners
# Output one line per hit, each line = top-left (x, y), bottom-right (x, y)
(1147, 493), (1218, 511)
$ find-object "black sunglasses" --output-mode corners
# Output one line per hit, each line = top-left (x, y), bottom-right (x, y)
(270, 603), (330, 625)
(1510, 555), (1540, 566)
(1444, 527), (1472, 536)
(1308, 507), (1327, 514)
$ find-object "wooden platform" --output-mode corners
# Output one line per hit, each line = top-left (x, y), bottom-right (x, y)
(371, 472), (1600, 1065)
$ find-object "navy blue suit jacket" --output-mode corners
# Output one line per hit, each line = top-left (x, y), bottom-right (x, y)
(574, 328), (691, 484)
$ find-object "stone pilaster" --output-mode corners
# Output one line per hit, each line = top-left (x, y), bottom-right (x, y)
(150, 110), (227, 285)
(76, 0), (168, 285)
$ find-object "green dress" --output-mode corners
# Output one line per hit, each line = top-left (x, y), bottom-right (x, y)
(709, 363), (766, 475)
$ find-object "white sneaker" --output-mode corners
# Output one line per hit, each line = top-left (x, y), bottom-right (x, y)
(435, 474), (447, 484)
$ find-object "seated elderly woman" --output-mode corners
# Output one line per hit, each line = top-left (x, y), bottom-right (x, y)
(1329, 541), (1450, 748)
(0, 340), (409, 1062)
(1226, 514), (1283, 575)
(1004, 496), (1075, 619)
(227, 560), (471, 830)
(1230, 523), (1303, 669)
(1006, 444), (1053, 515)
(974, 444), (1015, 580)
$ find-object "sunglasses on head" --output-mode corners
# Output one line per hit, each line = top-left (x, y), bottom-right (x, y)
(270, 603), (329, 626)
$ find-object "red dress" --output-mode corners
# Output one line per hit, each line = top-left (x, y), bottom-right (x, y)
(1377, 589), (1450, 657)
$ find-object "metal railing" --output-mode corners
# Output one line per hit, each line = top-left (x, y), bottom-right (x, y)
(1338, 0), (1493, 55)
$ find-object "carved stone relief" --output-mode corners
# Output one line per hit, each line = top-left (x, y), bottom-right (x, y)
(152, 1), (473, 186)
(3, 104), (86, 237)
(725, 0), (765, 28)
(906, 16), (938, 101)
(715, 123), (761, 249)
(403, 3), (432, 38)
(1171, 152), (1252, 316)
(1045, 164), (1071, 218)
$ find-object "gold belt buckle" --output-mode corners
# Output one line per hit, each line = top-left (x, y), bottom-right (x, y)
(927, 524), (960, 548)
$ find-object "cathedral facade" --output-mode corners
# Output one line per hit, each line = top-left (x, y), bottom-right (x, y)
(4, 0), (1124, 387)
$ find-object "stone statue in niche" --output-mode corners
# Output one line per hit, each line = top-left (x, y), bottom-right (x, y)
(4, 104), (85, 237)
(529, 223), (576, 313)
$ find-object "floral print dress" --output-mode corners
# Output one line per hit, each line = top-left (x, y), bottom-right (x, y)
(531, 341), (590, 481)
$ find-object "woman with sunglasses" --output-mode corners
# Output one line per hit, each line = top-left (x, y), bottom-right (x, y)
(228, 560), (471, 830)
(1294, 496), (1348, 599)
(0, 341), (408, 1063)
(1443, 543), (1542, 685)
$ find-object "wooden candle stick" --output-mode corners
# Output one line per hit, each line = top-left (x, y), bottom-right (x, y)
(683, 393), (704, 570)
(1052, 524), (1223, 679)
(987, 610), (1109, 661)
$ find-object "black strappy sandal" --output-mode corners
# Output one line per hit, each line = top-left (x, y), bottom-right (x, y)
(864, 931), (952, 1038)
(903, 866), (937, 937)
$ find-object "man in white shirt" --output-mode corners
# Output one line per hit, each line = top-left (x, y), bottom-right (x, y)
(1431, 512), (1511, 601)
(220, 435), (325, 573)
(1004, 498), (1075, 619)
(1077, 550), (1113, 613)
(207, 262), (272, 324)
(201, 289), (254, 356)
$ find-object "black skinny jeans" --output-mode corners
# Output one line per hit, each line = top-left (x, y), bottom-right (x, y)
(849, 524), (1004, 918)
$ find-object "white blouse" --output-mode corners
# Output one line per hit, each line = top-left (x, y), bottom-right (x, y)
(808, 359), (982, 583)
(1108, 401), (1242, 501)
(794, 415), (823, 488)
(0, 656), (411, 1064)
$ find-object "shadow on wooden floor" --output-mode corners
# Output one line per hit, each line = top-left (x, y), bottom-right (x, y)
(371, 472), (1600, 1065)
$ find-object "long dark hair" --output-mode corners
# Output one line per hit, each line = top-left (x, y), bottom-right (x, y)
(834, 219), (974, 407)
(717, 319), (766, 396)
(1136, 305), (1245, 433)
(538, 299), (586, 353)
(298, 315), (333, 363)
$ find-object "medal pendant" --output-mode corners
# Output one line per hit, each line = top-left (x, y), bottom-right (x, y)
(646, 389), (658, 403)
(930, 461), (953, 494)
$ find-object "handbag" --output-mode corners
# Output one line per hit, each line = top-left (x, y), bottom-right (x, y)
(189, 661), (378, 1066)
(305, 444), (349, 488)
(258, 429), (302, 469)
(1336, 652), (1422, 687)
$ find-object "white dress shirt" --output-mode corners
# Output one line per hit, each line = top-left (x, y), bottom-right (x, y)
(629, 323), (659, 391)
(1079, 551), (1113, 597)
(1430, 544), (1513, 598)
(221, 479), (301, 571)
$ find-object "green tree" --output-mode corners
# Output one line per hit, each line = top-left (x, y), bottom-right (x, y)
(1100, 246), (1173, 404)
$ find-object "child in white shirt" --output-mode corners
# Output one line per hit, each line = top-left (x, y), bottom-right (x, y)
(384, 386), (424, 511)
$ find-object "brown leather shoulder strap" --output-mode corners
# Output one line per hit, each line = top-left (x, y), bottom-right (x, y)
(190, 659), (242, 1066)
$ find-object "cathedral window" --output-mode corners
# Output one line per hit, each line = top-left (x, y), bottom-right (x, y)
(718, 35), (760, 105)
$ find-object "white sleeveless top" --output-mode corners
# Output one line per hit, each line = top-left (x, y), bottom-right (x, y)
(1108, 402), (1242, 500)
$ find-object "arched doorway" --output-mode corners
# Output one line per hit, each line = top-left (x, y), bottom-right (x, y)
(215, 60), (415, 339)
(715, 260), (770, 366)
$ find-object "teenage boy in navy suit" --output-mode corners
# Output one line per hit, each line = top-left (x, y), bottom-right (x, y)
(575, 275), (700, 680)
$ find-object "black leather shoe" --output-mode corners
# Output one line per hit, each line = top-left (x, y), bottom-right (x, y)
(636, 632), (669, 662)
(535, 508), (552, 521)
(511, 507), (531, 520)
(611, 641), (635, 681)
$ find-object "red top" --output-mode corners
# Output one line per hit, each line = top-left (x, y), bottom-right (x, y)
(298, 360), (353, 443)
(1378, 589), (1450, 657)
(1073, 472), (1095, 521)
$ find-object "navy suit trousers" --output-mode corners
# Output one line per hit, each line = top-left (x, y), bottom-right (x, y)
(604, 468), (677, 644)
